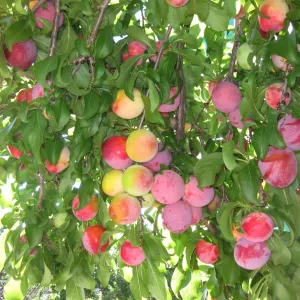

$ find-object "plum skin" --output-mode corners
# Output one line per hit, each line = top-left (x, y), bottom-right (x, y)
(195, 240), (219, 264)
(258, 146), (298, 188)
(82, 225), (109, 254)
(278, 115), (300, 151)
(4, 39), (37, 70)
(242, 212), (274, 242)
(120, 240), (146, 266)
(72, 195), (99, 221)
(162, 201), (192, 233)
(234, 237), (271, 270)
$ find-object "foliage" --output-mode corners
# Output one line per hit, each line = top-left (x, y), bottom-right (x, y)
(1, 0), (300, 299)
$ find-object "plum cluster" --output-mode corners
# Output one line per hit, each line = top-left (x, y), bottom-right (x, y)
(233, 212), (274, 270)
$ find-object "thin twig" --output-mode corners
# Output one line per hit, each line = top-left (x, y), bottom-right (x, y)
(176, 43), (186, 141)
(31, 0), (48, 13)
(49, 0), (61, 57)
(227, 19), (241, 81)
(69, 56), (95, 84)
(202, 218), (217, 235)
(88, 0), (111, 46)
(192, 123), (207, 134)
(138, 25), (173, 129)
(37, 173), (44, 210)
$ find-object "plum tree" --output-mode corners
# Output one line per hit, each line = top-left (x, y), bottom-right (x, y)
(123, 165), (154, 196)
(162, 201), (192, 233)
(120, 240), (146, 266)
(102, 136), (133, 170)
(1, 0), (300, 299)
(258, 147), (298, 188)
(234, 238), (271, 270)
(212, 81), (242, 113)
(4, 39), (37, 70)
(72, 195), (99, 221)
(152, 170), (185, 204)
(241, 212), (274, 242)
(195, 240), (219, 264)
(126, 129), (158, 162)
(183, 176), (214, 207)
(82, 225), (109, 254)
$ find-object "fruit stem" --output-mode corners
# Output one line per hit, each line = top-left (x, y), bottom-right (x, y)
(88, 0), (111, 46)
(49, 0), (61, 57)
(227, 19), (241, 81)
(138, 25), (173, 129)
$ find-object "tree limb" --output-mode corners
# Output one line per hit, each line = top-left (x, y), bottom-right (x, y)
(88, 0), (111, 46)
(175, 42), (186, 141)
(31, 0), (48, 13)
(37, 173), (44, 210)
(138, 25), (173, 129)
(49, 0), (61, 57)
(227, 19), (241, 81)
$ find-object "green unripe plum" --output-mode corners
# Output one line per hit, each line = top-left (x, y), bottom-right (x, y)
(237, 43), (253, 70)
(53, 212), (68, 228)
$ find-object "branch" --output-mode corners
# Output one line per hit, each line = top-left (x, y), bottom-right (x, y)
(280, 64), (290, 107)
(227, 19), (241, 81)
(202, 217), (217, 235)
(31, 0), (48, 13)
(88, 0), (111, 46)
(176, 43), (186, 142)
(49, 0), (61, 57)
(69, 56), (95, 84)
(37, 172), (44, 210)
(138, 25), (173, 129)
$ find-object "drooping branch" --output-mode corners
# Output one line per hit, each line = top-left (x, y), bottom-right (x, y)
(88, 0), (111, 46)
(49, 0), (61, 57)
(176, 43), (186, 141)
(69, 56), (95, 84)
(31, 0), (48, 13)
(227, 19), (241, 81)
(138, 25), (173, 129)
(37, 172), (44, 210)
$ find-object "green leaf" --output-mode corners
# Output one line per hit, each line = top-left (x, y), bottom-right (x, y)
(217, 202), (240, 241)
(45, 137), (64, 165)
(237, 161), (260, 205)
(95, 26), (114, 59)
(25, 225), (43, 249)
(252, 127), (269, 160)
(5, 20), (32, 51)
(194, 153), (224, 188)
(142, 94), (165, 126)
(0, 117), (16, 145)
(34, 56), (59, 87)
(0, 47), (12, 78)
(73, 273), (96, 290)
(41, 261), (53, 286)
(97, 252), (111, 288)
(144, 259), (167, 300)
(171, 48), (204, 65)
(222, 141), (238, 171)
(142, 233), (169, 262)
(205, 4), (230, 32)
(171, 267), (188, 296)
(130, 265), (149, 300)
(128, 224), (140, 247)
(187, 0), (210, 21)
(66, 279), (84, 300)
(21, 111), (47, 157)
(57, 20), (78, 54)
(147, 79), (161, 112)
(77, 179), (95, 209)
(267, 236), (291, 266)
